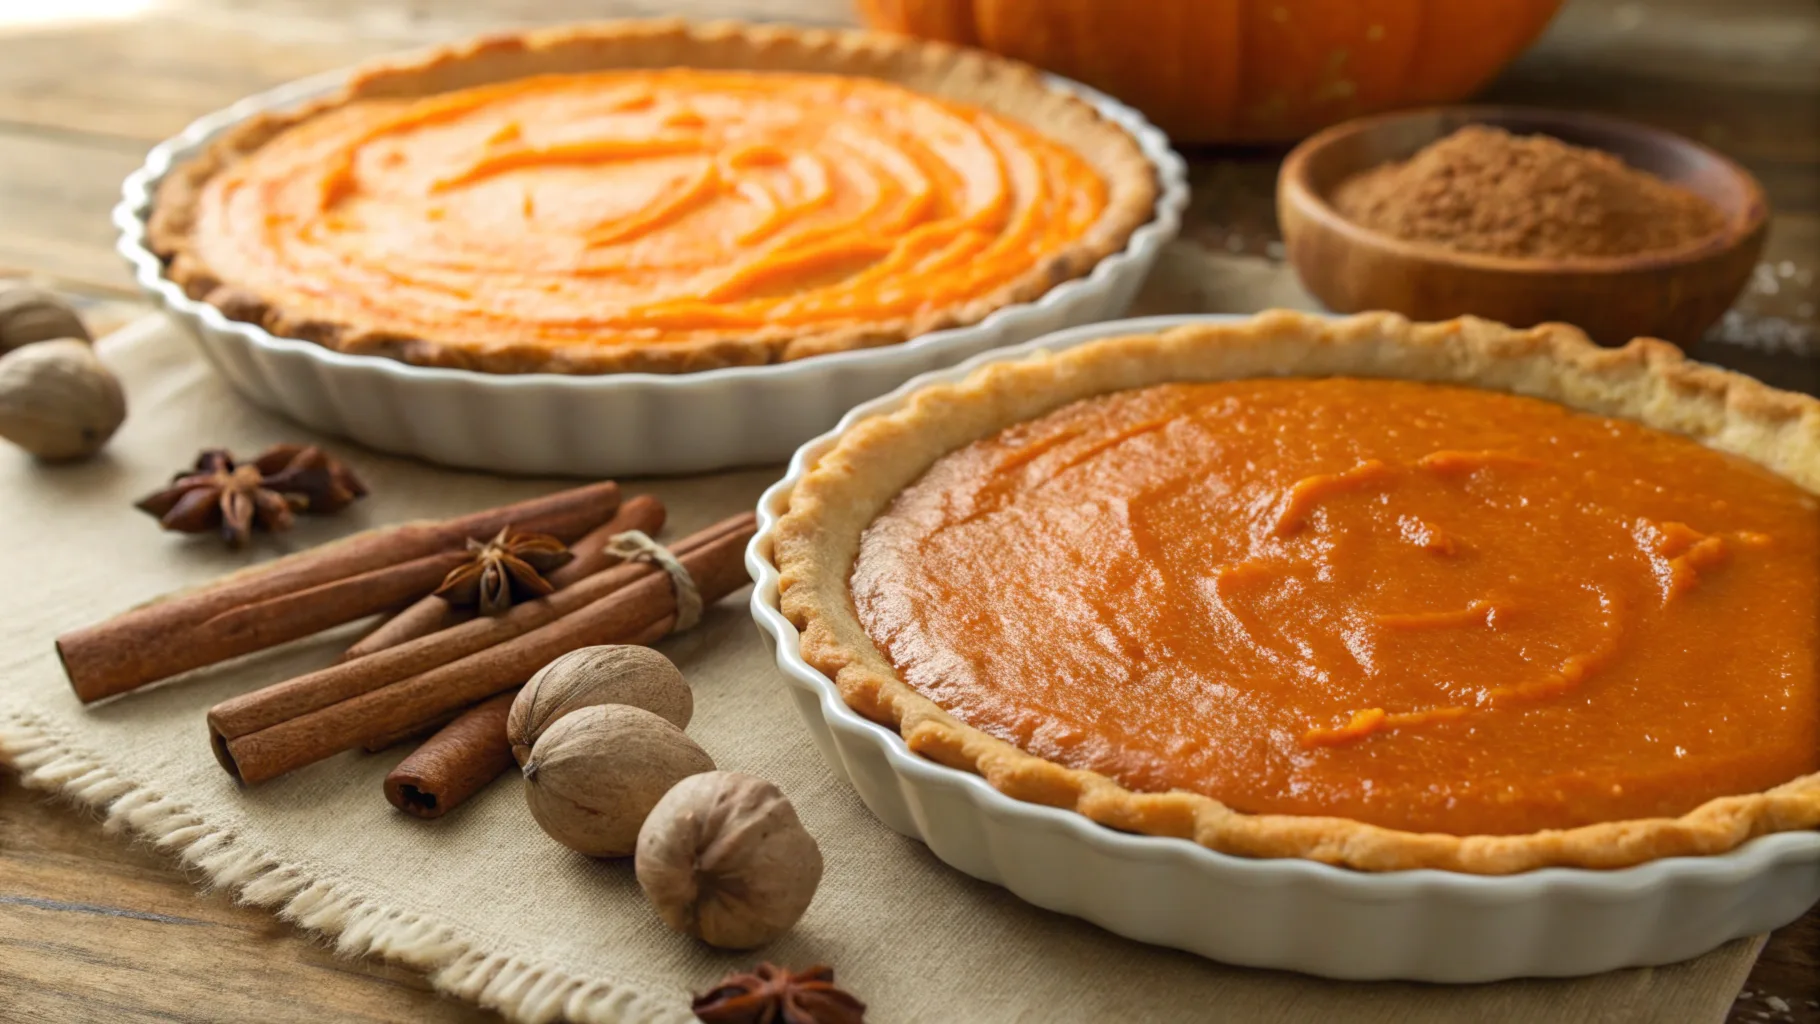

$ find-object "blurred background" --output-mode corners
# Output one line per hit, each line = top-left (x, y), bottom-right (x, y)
(1, 0), (1812, 384)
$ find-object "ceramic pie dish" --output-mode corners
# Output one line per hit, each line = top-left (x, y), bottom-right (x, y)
(746, 312), (1820, 981)
(115, 21), (1186, 476)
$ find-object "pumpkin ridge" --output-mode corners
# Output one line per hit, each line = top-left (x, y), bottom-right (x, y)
(859, 0), (1567, 143)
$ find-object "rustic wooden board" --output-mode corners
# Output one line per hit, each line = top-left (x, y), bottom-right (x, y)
(0, 133), (147, 295)
(1, 1), (1816, 1022)
(0, 772), (495, 1022)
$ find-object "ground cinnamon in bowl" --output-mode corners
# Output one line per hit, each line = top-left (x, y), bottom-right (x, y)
(1331, 125), (1726, 260)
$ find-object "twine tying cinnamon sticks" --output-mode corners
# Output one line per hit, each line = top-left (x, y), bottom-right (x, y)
(356, 497), (669, 754)
(209, 512), (758, 785)
(605, 529), (702, 633)
(343, 495), (668, 662)
(373, 517), (708, 817)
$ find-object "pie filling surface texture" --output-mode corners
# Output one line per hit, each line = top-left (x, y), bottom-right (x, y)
(189, 69), (1110, 355)
(852, 378), (1820, 836)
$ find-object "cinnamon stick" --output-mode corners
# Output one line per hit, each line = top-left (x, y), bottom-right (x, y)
(177, 547), (473, 661)
(362, 710), (460, 754)
(57, 481), (622, 702)
(546, 494), (670, 589)
(352, 495), (669, 749)
(342, 494), (667, 662)
(343, 599), (462, 665)
(210, 513), (756, 784)
(211, 515), (742, 741)
(362, 613), (676, 755)
(383, 692), (518, 819)
(377, 613), (676, 814)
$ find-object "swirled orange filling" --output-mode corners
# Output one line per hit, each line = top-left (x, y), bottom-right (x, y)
(852, 379), (1820, 835)
(189, 70), (1111, 361)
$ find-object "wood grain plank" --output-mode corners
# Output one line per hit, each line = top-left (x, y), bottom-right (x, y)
(1524, 0), (1820, 89)
(0, 16), (389, 144)
(0, 0), (859, 144)
(1491, 2), (1820, 218)
(0, 130), (148, 294)
(0, 770), (497, 1023)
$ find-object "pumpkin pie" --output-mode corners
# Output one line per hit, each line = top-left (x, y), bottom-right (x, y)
(147, 22), (1158, 374)
(775, 311), (1820, 874)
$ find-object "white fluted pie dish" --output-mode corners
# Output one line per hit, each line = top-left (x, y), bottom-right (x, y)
(745, 313), (1820, 982)
(114, 58), (1186, 477)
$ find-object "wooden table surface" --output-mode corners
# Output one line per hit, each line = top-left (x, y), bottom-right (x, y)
(1, 1), (1815, 1021)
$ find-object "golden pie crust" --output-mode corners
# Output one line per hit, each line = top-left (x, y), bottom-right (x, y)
(774, 310), (1820, 874)
(147, 20), (1159, 375)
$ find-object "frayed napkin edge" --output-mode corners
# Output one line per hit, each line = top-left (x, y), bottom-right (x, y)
(0, 710), (693, 1024)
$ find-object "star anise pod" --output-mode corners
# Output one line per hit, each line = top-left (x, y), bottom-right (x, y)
(432, 526), (574, 615)
(692, 963), (865, 1024)
(135, 444), (368, 548)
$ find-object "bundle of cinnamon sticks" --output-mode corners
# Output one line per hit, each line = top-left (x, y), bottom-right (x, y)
(56, 480), (758, 815)
(57, 481), (628, 702)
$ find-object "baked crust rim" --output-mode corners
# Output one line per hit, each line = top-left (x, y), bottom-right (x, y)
(773, 309), (1820, 874)
(146, 19), (1161, 376)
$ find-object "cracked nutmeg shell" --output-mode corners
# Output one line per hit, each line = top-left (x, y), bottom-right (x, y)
(0, 285), (91, 355)
(0, 339), (126, 461)
(522, 704), (714, 857)
(508, 646), (693, 764)
(637, 771), (824, 950)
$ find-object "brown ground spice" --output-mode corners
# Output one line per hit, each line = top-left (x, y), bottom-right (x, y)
(1331, 125), (1726, 260)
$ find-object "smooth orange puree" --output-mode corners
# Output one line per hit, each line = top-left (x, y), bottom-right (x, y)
(852, 379), (1820, 835)
(190, 70), (1110, 354)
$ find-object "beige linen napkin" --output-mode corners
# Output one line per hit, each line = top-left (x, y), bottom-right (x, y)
(0, 313), (1761, 1024)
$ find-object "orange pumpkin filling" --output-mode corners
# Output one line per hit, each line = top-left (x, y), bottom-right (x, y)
(852, 378), (1820, 836)
(188, 69), (1110, 358)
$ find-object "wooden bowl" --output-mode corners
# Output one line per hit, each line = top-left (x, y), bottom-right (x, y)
(1277, 106), (1768, 345)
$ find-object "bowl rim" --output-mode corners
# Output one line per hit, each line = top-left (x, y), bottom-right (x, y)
(746, 310), (1820, 901)
(1279, 103), (1770, 276)
(114, 59), (1188, 392)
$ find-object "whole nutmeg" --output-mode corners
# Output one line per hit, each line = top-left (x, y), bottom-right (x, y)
(0, 340), (126, 461)
(523, 703), (714, 857)
(0, 286), (90, 354)
(508, 645), (692, 764)
(636, 771), (824, 949)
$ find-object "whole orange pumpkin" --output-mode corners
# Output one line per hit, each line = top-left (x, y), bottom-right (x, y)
(856, 0), (1566, 143)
